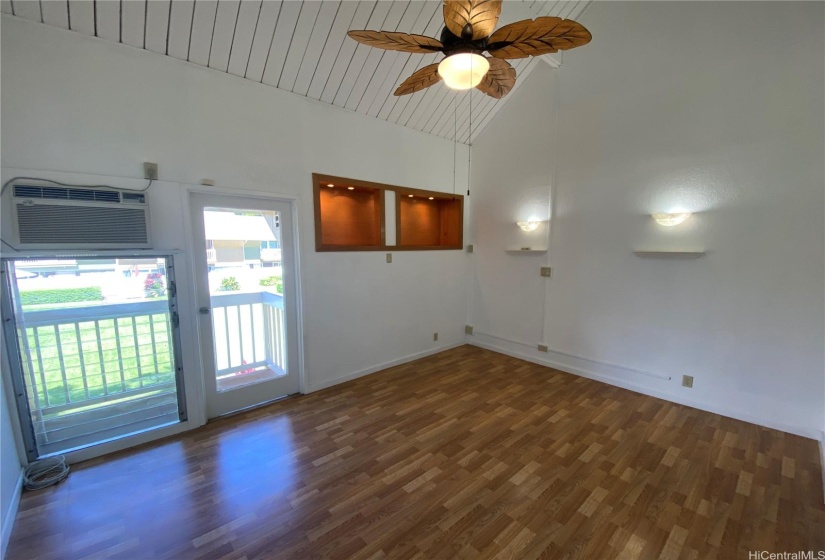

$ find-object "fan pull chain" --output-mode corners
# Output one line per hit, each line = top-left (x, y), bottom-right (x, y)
(453, 94), (457, 196)
(467, 88), (472, 196)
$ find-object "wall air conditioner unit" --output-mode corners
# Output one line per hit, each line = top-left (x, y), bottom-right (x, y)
(11, 184), (151, 249)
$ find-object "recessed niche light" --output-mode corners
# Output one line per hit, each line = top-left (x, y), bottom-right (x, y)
(428, 197), (434, 200)
(408, 194), (414, 198)
(347, 186), (355, 190)
(326, 183), (334, 187)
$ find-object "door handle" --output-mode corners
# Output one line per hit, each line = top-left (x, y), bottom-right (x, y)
(199, 306), (210, 315)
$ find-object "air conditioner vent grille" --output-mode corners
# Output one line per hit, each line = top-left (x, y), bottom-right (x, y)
(16, 204), (149, 245)
(14, 184), (121, 203)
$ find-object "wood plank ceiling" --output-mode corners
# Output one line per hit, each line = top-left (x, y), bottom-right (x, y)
(1, 0), (589, 144)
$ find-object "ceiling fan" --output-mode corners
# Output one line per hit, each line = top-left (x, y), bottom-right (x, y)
(347, 0), (592, 99)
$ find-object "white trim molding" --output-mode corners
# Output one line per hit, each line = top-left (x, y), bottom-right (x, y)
(305, 343), (465, 394)
(1, 467), (23, 560)
(538, 53), (563, 69)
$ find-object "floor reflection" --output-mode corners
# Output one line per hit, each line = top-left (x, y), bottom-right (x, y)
(213, 415), (297, 517)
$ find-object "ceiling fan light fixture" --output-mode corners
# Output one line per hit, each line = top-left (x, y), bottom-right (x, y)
(438, 53), (489, 90)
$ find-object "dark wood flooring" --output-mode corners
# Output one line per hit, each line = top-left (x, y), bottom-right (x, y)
(6, 345), (824, 559)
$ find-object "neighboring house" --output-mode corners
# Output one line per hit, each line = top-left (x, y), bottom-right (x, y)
(203, 210), (280, 269)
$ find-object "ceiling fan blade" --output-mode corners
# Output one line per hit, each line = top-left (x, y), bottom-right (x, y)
(475, 58), (516, 99)
(394, 64), (442, 96)
(347, 30), (443, 53)
(443, 0), (503, 41)
(486, 17), (592, 59)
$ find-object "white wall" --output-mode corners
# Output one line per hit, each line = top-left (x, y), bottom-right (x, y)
(470, 1), (825, 440)
(0, 381), (22, 559)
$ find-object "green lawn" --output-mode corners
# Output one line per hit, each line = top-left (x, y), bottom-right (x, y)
(20, 313), (175, 410)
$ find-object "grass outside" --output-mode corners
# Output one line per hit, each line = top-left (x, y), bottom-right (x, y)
(20, 313), (175, 413)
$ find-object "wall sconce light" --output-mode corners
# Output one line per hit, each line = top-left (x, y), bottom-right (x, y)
(652, 212), (691, 227)
(517, 221), (540, 232)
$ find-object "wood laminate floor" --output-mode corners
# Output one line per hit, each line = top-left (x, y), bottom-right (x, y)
(6, 345), (824, 559)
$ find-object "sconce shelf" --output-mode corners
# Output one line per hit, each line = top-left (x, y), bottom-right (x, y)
(633, 250), (705, 258)
(506, 248), (547, 254)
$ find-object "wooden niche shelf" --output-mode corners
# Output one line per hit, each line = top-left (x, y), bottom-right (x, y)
(396, 189), (463, 249)
(312, 174), (463, 252)
(314, 175), (384, 251)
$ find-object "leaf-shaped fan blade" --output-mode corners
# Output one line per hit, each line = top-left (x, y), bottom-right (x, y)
(443, 0), (503, 41)
(347, 30), (443, 53)
(475, 58), (516, 99)
(394, 64), (442, 96)
(486, 17), (592, 59)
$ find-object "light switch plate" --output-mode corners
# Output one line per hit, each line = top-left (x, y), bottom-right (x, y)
(682, 375), (694, 388)
(540, 267), (552, 278)
(386, 253), (392, 263)
(467, 244), (474, 253)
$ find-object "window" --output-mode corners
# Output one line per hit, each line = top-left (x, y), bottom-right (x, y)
(2, 256), (186, 460)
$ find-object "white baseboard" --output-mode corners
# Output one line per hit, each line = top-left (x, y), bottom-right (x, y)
(1, 467), (23, 560)
(305, 343), (465, 394)
(468, 337), (824, 442)
(820, 439), (825, 505)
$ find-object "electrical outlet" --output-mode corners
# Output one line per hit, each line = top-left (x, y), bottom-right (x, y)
(465, 325), (474, 335)
(143, 162), (158, 180)
(540, 267), (552, 278)
(386, 253), (392, 263)
(537, 344), (549, 352)
(467, 244), (474, 253)
(433, 332), (438, 341)
(682, 375), (694, 388)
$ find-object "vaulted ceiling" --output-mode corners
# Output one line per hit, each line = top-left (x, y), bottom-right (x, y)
(0, 0), (589, 143)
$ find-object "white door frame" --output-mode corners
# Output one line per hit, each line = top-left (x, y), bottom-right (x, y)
(182, 185), (307, 418)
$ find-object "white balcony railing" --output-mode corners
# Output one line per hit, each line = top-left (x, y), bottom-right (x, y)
(16, 299), (178, 454)
(208, 290), (286, 381)
(15, 290), (285, 454)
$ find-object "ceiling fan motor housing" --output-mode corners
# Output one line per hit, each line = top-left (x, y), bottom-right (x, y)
(440, 26), (487, 57)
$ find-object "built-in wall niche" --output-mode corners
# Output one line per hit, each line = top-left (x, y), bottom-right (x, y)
(314, 177), (384, 251)
(396, 189), (463, 249)
(312, 174), (463, 252)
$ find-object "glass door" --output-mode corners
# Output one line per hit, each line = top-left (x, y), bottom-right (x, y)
(190, 194), (300, 418)
(1, 256), (186, 461)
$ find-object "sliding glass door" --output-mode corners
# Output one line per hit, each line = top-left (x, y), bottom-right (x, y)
(1, 256), (186, 460)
